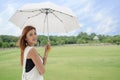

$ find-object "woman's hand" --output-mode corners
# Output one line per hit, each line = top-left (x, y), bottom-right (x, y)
(45, 42), (51, 53)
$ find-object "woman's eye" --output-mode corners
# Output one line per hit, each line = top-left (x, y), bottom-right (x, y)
(34, 32), (37, 35)
(29, 33), (33, 36)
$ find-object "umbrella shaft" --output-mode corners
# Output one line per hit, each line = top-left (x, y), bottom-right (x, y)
(47, 14), (49, 41)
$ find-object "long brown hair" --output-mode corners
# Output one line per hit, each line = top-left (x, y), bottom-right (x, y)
(18, 26), (36, 66)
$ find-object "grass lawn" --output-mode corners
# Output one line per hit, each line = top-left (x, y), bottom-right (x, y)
(0, 45), (120, 80)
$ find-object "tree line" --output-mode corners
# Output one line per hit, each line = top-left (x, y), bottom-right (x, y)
(0, 32), (120, 48)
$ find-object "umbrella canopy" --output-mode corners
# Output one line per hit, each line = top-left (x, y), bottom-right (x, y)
(10, 2), (80, 34)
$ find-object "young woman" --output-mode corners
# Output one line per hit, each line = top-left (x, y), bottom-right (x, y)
(18, 26), (50, 80)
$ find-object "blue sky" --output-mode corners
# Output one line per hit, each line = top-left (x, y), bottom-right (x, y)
(0, 0), (120, 36)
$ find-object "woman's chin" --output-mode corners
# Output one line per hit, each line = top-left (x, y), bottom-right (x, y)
(33, 41), (37, 44)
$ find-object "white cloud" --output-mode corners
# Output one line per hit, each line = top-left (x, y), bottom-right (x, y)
(80, 2), (92, 13)
(0, 9), (7, 16)
(62, 0), (87, 6)
(0, 17), (3, 24)
(0, 22), (21, 36)
(85, 16), (117, 35)
(96, 17), (116, 34)
(7, 4), (15, 16)
(93, 11), (104, 22)
(72, 0), (93, 19)
(86, 27), (92, 34)
(0, 3), (20, 36)
(0, 3), (16, 19)
(79, 23), (84, 29)
(80, 2), (119, 35)
(92, 8), (117, 34)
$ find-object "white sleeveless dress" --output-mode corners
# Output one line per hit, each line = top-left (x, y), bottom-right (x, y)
(22, 46), (43, 80)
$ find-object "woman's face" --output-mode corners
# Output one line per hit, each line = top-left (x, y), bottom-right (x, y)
(25, 29), (38, 46)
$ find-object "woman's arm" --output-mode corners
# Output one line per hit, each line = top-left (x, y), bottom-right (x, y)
(29, 48), (45, 75)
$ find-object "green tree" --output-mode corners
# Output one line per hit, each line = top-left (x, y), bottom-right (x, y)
(0, 41), (2, 47)
(112, 35), (120, 45)
(2, 42), (9, 48)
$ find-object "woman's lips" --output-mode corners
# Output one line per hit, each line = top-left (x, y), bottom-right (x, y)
(33, 39), (37, 41)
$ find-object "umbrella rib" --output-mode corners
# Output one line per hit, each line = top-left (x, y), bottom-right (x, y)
(52, 13), (63, 22)
(54, 10), (74, 18)
(52, 12), (68, 33)
(19, 9), (74, 18)
(19, 10), (43, 19)
(21, 18), (29, 28)
(28, 12), (42, 19)
(19, 10), (40, 12)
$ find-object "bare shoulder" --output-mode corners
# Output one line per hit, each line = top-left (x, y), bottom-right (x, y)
(30, 47), (37, 53)
(28, 47), (38, 58)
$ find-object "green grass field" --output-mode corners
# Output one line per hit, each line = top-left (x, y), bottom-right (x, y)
(0, 45), (120, 80)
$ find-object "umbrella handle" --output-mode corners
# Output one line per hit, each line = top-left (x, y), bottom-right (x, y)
(47, 41), (51, 52)
(47, 37), (51, 52)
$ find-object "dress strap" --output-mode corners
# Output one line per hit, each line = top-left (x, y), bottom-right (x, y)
(22, 46), (33, 75)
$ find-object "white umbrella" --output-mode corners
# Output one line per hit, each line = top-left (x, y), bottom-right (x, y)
(9, 2), (80, 41)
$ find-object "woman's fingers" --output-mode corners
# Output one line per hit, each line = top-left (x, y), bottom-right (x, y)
(45, 43), (51, 52)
